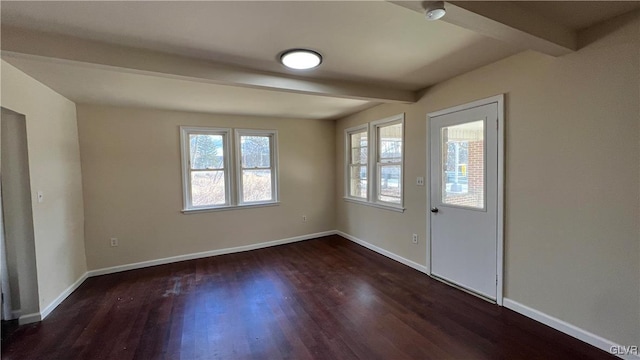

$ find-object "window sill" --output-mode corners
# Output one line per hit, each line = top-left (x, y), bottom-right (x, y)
(343, 197), (405, 213)
(182, 202), (280, 214)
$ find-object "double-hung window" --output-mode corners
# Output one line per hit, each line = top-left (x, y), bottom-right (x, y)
(345, 125), (369, 200)
(182, 127), (231, 209)
(181, 127), (278, 212)
(344, 114), (404, 211)
(373, 117), (403, 205)
(236, 130), (278, 205)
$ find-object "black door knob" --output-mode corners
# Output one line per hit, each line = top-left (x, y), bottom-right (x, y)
(430, 207), (439, 213)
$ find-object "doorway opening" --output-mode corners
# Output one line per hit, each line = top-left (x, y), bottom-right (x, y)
(0, 107), (39, 331)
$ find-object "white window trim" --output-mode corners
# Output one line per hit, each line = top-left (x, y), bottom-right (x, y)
(343, 196), (405, 213)
(235, 129), (279, 206)
(344, 124), (369, 201)
(180, 127), (280, 213)
(180, 126), (232, 211)
(343, 114), (405, 213)
(181, 201), (280, 214)
(371, 114), (405, 210)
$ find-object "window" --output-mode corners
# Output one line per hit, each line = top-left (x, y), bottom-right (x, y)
(441, 120), (484, 209)
(346, 125), (368, 200)
(236, 130), (278, 204)
(181, 127), (231, 209)
(374, 119), (403, 205)
(344, 114), (404, 211)
(180, 127), (278, 212)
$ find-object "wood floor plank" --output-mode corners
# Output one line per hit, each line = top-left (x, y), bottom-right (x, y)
(1, 235), (616, 360)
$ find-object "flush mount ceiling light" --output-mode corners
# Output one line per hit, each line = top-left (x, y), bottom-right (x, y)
(280, 49), (322, 70)
(424, 1), (446, 21)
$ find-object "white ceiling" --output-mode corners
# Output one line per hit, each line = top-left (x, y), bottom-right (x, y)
(1, 1), (519, 90)
(514, 1), (640, 30)
(1, 1), (638, 120)
(3, 56), (373, 120)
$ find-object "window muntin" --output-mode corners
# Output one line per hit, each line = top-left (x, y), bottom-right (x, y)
(181, 128), (231, 209)
(346, 127), (368, 199)
(237, 131), (278, 204)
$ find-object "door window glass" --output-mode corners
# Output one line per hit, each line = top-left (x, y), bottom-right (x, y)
(441, 120), (484, 209)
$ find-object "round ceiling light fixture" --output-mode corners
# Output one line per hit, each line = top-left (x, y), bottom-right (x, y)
(280, 49), (322, 70)
(424, 1), (446, 21)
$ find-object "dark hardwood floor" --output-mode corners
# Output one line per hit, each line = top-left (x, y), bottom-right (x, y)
(1, 235), (615, 359)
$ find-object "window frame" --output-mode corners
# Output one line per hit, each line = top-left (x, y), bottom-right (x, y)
(235, 129), (279, 206)
(180, 126), (232, 211)
(371, 115), (405, 209)
(343, 114), (405, 212)
(344, 124), (369, 202)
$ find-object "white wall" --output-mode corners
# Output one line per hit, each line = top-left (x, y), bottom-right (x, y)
(0, 60), (87, 315)
(76, 104), (336, 270)
(335, 11), (640, 346)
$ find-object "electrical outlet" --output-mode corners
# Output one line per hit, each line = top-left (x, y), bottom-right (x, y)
(302, 215), (307, 222)
(416, 177), (425, 186)
(412, 234), (418, 244)
(110, 238), (119, 247)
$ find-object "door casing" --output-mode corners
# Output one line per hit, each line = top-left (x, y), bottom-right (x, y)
(426, 94), (505, 306)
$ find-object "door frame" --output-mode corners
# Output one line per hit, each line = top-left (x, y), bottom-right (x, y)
(426, 94), (505, 306)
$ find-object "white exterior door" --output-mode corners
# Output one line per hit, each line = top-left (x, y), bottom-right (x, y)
(429, 97), (502, 302)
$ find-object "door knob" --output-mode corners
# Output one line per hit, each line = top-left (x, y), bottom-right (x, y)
(430, 207), (439, 213)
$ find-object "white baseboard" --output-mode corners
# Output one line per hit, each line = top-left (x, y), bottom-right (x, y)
(87, 230), (336, 277)
(503, 298), (639, 360)
(18, 312), (41, 325)
(39, 272), (88, 321)
(335, 230), (428, 274)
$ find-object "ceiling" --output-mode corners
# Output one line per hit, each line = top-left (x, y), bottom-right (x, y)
(1, 1), (638, 120)
(4, 56), (373, 120)
(1, 1), (519, 90)
(514, 1), (640, 30)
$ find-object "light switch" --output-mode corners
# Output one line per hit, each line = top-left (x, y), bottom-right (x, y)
(37, 191), (44, 203)
(416, 177), (425, 186)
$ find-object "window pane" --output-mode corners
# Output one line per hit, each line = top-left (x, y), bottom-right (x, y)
(243, 169), (272, 202)
(191, 171), (226, 206)
(241, 136), (271, 168)
(441, 120), (484, 209)
(189, 134), (224, 169)
(378, 123), (402, 162)
(350, 132), (367, 164)
(350, 165), (367, 198)
(378, 164), (401, 203)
